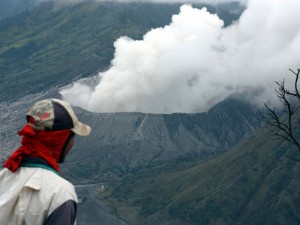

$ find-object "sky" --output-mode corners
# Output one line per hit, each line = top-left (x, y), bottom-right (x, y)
(60, 0), (247, 4)
(61, 0), (300, 113)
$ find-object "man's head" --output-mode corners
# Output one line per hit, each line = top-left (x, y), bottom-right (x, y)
(26, 98), (91, 136)
(3, 99), (91, 172)
(26, 98), (91, 162)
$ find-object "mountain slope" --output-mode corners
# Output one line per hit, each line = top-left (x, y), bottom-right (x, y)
(61, 97), (263, 183)
(0, 1), (241, 102)
(0, 89), (265, 225)
(105, 123), (300, 225)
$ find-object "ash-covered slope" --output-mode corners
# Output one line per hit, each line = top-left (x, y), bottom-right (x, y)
(63, 97), (264, 182)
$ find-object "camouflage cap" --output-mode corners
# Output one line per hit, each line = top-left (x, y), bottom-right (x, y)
(26, 98), (91, 136)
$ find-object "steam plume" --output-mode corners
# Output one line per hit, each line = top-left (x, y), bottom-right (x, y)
(61, 0), (300, 113)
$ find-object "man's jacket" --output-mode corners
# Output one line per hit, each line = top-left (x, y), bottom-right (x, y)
(0, 165), (77, 225)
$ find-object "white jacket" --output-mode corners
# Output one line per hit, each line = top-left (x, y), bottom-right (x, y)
(0, 165), (77, 225)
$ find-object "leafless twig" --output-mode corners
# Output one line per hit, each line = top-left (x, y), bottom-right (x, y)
(264, 68), (300, 159)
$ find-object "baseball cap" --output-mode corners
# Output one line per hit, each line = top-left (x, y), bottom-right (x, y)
(26, 98), (91, 136)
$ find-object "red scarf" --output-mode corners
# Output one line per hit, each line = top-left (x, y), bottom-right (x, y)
(4, 124), (72, 172)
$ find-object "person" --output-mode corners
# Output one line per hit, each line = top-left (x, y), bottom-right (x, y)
(0, 98), (91, 225)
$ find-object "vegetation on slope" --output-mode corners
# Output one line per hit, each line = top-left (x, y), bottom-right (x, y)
(103, 127), (300, 225)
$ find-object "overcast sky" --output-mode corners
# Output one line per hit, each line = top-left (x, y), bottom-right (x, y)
(110, 0), (246, 4)
(61, 0), (247, 4)
(61, 0), (300, 113)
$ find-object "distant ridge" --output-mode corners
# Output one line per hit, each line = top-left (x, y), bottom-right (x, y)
(0, 0), (43, 20)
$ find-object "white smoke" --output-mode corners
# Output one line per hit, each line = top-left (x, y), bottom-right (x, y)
(61, 0), (300, 113)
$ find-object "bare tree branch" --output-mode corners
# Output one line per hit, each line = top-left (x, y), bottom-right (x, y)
(285, 68), (300, 101)
(264, 68), (300, 157)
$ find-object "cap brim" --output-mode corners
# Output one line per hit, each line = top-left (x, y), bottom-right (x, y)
(72, 121), (91, 136)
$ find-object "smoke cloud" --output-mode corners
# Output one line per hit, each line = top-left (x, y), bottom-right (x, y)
(61, 0), (300, 113)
